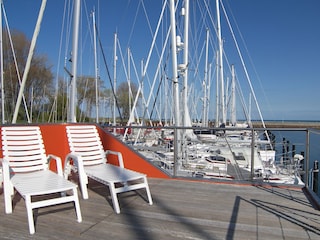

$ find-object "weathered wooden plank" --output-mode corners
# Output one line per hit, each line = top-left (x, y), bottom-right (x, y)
(0, 178), (319, 239)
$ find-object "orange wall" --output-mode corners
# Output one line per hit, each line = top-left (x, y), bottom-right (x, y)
(40, 124), (70, 171)
(0, 123), (169, 179)
(98, 126), (169, 178)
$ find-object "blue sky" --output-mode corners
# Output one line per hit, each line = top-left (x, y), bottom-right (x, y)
(3, 0), (320, 121)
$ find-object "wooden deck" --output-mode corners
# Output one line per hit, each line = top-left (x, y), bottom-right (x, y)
(0, 177), (320, 239)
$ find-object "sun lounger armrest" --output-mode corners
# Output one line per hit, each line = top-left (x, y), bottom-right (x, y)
(47, 154), (63, 176)
(105, 150), (124, 168)
(64, 153), (88, 184)
(64, 153), (89, 199)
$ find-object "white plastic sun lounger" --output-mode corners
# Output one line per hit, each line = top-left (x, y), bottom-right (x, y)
(1, 126), (82, 234)
(64, 125), (153, 214)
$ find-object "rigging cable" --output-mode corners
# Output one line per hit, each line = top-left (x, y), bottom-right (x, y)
(94, 23), (123, 123)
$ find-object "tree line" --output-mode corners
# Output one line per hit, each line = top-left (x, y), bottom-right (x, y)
(1, 30), (138, 123)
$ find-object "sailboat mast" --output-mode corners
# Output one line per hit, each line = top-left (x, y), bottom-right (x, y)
(203, 28), (209, 127)
(128, 48), (132, 122)
(182, 0), (189, 127)
(248, 92), (252, 125)
(169, 0), (181, 173)
(69, 0), (80, 123)
(230, 64), (236, 125)
(12, 0), (47, 123)
(92, 9), (99, 123)
(216, 0), (225, 125)
(215, 50), (219, 126)
(169, 0), (180, 127)
(0, 0), (4, 123)
(113, 32), (117, 131)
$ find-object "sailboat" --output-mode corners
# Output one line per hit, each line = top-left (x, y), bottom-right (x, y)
(121, 0), (304, 185)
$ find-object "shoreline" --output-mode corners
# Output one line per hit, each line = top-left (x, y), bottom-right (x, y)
(252, 121), (320, 129)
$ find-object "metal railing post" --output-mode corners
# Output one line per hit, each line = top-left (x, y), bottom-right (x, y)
(173, 126), (178, 177)
(250, 128), (255, 181)
(305, 130), (310, 188)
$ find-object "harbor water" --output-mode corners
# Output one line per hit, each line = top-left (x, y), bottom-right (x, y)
(272, 129), (320, 196)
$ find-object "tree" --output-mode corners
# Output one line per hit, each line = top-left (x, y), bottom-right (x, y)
(51, 75), (110, 122)
(48, 76), (68, 122)
(117, 81), (139, 120)
(1, 29), (112, 123)
(76, 75), (102, 122)
(2, 29), (54, 122)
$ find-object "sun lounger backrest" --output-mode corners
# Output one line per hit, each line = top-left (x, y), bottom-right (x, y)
(66, 125), (107, 166)
(2, 126), (48, 173)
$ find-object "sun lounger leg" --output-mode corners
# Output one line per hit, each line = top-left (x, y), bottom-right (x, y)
(25, 195), (35, 234)
(78, 173), (89, 199)
(144, 177), (153, 205)
(4, 191), (13, 214)
(69, 157), (89, 200)
(73, 187), (82, 222)
(3, 163), (13, 214)
(109, 183), (120, 214)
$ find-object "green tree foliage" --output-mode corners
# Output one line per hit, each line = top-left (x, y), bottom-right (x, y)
(1, 29), (112, 123)
(51, 76), (110, 122)
(2, 29), (54, 122)
(116, 81), (139, 120)
(77, 76), (99, 122)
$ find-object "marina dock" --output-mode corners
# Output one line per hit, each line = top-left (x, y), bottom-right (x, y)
(1, 177), (319, 239)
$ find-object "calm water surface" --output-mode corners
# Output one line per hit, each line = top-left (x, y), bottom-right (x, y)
(272, 129), (320, 195)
